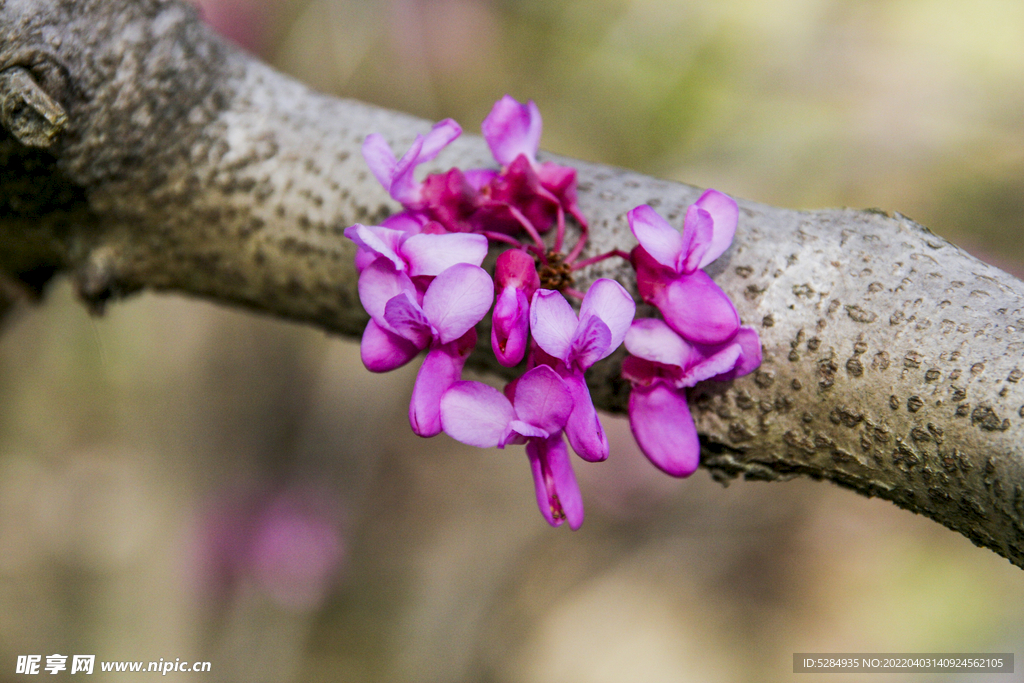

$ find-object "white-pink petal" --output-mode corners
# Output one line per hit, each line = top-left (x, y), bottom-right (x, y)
(694, 189), (738, 269)
(402, 232), (488, 277)
(389, 135), (426, 205)
(508, 420), (548, 440)
(419, 119), (462, 161)
(357, 259), (418, 325)
(679, 205), (714, 273)
(344, 224), (407, 272)
(529, 289), (579, 363)
(440, 381), (515, 448)
(627, 205), (684, 270)
(361, 133), (396, 191)
(578, 278), (635, 352)
(482, 95), (542, 166)
(624, 318), (691, 368)
(422, 263), (494, 344)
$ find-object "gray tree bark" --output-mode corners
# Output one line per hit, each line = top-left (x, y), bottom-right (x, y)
(2, 0), (1022, 568)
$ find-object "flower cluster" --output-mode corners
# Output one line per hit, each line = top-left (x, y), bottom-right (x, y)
(345, 96), (760, 529)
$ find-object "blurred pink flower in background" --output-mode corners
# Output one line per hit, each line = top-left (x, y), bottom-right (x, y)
(196, 485), (346, 611)
(389, 0), (498, 75)
(187, 0), (281, 55)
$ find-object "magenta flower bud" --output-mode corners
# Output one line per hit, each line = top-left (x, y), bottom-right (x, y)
(491, 250), (540, 367)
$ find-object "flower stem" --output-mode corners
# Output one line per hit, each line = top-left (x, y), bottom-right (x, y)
(570, 249), (632, 271)
(553, 207), (566, 253)
(562, 287), (586, 301)
(564, 223), (590, 264)
(507, 205), (547, 251)
(482, 231), (526, 248)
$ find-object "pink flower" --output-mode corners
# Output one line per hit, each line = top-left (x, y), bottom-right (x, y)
(628, 190), (740, 345)
(362, 118), (463, 208)
(481, 95), (587, 231)
(440, 365), (583, 529)
(622, 318), (761, 476)
(529, 279), (636, 462)
(491, 249), (540, 367)
(357, 260), (494, 436)
(482, 96), (543, 168)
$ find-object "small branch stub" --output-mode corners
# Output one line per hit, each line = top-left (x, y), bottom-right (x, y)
(0, 66), (68, 148)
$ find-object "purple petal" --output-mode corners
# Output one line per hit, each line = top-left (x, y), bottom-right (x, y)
(422, 263), (494, 344)
(627, 205), (683, 270)
(389, 135), (426, 205)
(655, 271), (740, 345)
(709, 326), (762, 382)
(679, 205), (714, 273)
(410, 336), (473, 437)
(383, 293), (432, 348)
(360, 319), (421, 372)
(508, 420), (548, 440)
(629, 383), (700, 477)
(361, 133), (397, 191)
(695, 189), (738, 268)
(679, 343), (742, 387)
(344, 224), (408, 272)
(357, 258), (418, 326)
(570, 315), (612, 370)
(526, 435), (584, 530)
(402, 232), (488, 276)
(561, 371), (609, 462)
(418, 118), (462, 161)
(731, 326), (763, 376)
(512, 365), (573, 434)
(439, 380), (515, 448)
(529, 289), (578, 363)
(491, 287), (529, 367)
(482, 95), (542, 166)
(623, 318), (691, 368)
(578, 278), (635, 354)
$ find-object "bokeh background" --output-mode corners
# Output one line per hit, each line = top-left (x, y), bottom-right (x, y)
(2, 1), (1023, 681)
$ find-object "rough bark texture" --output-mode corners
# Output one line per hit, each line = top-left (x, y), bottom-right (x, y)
(2, 0), (1023, 568)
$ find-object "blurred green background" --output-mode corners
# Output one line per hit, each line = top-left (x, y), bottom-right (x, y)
(1, 1), (1023, 681)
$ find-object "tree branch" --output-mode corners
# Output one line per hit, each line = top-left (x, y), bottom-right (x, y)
(2, 0), (1023, 568)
